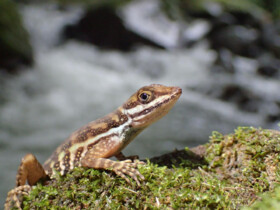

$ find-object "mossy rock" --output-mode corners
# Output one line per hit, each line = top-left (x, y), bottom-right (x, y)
(13, 127), (280, 208)
(244, 185), (280, 210)
(0, 0), (33, 72)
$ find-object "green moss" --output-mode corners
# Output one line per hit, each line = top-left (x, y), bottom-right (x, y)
(244, 184), (280, 210)
(16, 127), (280, 208)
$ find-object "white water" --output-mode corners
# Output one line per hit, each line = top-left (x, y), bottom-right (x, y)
(1, 2), (278, 206)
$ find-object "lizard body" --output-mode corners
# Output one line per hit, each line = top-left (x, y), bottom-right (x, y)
(5, 84), (182, 209)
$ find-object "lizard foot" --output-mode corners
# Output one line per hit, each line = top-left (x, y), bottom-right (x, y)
(5, 185), (31, 210)
(113, 160), (145, 186)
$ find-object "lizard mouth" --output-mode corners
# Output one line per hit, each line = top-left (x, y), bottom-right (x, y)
(172, 87), (182, 98)
(156, 86), (182, 109)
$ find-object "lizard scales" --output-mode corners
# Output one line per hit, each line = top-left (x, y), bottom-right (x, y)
(5, 84), (182, 209)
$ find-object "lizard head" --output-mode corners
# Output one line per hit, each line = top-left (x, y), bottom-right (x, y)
(123, 84), (182, 128)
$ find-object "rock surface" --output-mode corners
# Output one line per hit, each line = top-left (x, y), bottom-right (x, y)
(63, 6), (163, 51)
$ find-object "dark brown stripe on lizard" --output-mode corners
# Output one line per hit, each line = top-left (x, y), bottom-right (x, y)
(62, 151), (71, 173)
(74, 147), (84, 167)
(62, 141), (72, 150)
(123, 100), (138, 109)
(43, 151), (59, 172)
(130, 97), (172, 119)
(54, 162), (61, 173)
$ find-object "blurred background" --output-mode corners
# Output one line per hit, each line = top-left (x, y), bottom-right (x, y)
(0, 0), (280, 206)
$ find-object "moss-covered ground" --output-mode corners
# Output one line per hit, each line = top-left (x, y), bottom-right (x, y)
(16, 127), (280, 209)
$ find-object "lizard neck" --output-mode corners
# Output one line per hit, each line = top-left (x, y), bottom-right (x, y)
(110, 107), (144, 150)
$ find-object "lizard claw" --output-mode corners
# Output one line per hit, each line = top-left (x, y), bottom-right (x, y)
(113, 161), (145, 186)
(133, 159), (145, 165)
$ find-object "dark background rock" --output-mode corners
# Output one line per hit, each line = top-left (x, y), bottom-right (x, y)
(212, 48), (235, 73)
(62, 6), (164, 51)
(257, 55), (280, 77)
(260, 23), (280, 58)
(267, 101), (280, 122)
(218, 84), (261, 113)
(208, 25), (261, 58)
(0, 0), (33, 73)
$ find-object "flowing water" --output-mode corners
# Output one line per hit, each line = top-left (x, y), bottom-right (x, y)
(0, 3), (278, 206)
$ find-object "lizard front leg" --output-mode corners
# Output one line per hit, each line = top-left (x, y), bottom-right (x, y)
(81, 156), (144, 186)
(80, 137), (144, 186)
(5, 153), (48, 210)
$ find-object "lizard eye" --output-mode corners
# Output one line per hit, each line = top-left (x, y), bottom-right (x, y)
(139, 92), (150, 102)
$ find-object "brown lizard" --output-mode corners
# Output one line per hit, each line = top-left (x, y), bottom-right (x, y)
(5, 84), (182, 209)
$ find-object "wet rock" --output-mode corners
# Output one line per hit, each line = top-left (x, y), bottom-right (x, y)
(257, 55), (280, 77)
(211, 12), (237, 28)
(0, 0), (33, 72)
(267, 114), (280, 123)
(260, 23), (280, 57)
(219, 84), (260, 113)
(258, 66), (278, 77)
(212, 48), (234, 73)
(208, 25), (260, 57)
(62, 7), (163, 51)
(205, 9), (266, 58)
(209, 11), (262, 33)
(267, 103), (280, 122)
(228, 11), (262, 28)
